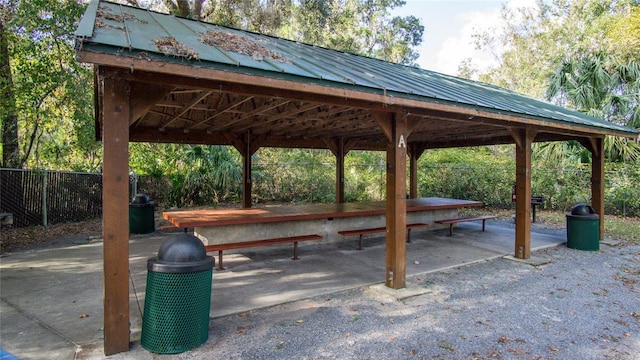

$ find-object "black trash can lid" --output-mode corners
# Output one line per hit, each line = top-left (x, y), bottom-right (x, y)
(571, 204), (595, 215)
(131, 193), (154, 208)
(131, 193), (150, 204)
(148, 234), (214, 273)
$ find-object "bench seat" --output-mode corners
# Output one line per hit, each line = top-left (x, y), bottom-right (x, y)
(159, 225), (188, 232)
(435, 215), (497, 236)
(338, 223), (428, 250)
(205, 234), (323, 270)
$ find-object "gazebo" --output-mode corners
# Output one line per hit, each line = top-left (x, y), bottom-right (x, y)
(74, 0), (639, 354)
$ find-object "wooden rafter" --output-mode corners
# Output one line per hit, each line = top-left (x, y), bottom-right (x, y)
(90, 64), (636, 141)
(231, 102), (323, 133)
(215, 98), (291, 131)
(159, 90), (212, 130)
(187, 96), (255, 130)
(129, 83), (174, 125)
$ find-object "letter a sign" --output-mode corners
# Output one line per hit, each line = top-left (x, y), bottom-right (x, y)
(398, 135), (406, 148)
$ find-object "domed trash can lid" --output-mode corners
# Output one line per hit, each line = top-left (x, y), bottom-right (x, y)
(131, 193), (154, 207)
(567, 203), (599, 220)
(148, 234), (214, 273)
(571, 203), (595, 215)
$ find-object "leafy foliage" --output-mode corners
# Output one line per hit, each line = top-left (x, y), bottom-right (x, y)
(253, 148), (336, 204)
(466, 0), (640, 164)
(2, 0), (99, 170)
(545, 52), (640, 162)
(1, 12), (19, 168)
(130, 144), (243, 206)
(137, 147), (640, 217)
(121, 0), (424, 65)
(417, 148), (639, 216)
(469, 0), (635, 96)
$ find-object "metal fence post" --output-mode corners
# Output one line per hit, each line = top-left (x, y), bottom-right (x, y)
(132, 172), (138, 197)
(42, 171), (48, 227)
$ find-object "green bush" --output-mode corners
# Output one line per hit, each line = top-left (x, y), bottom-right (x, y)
(135, 146), (639, 217)
(604, 164), (640, 216)
(416, 148), (638, 216)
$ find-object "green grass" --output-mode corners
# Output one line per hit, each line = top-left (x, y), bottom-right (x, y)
(603, 216), (640, 243)
(540, 211), (639, 244)
(461, 208), (639, 244)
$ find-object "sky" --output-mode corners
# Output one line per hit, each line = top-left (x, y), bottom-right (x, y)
(391, 0), (535, 76)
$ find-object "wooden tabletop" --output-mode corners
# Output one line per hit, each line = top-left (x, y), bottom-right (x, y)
(162, 197), (483, 228)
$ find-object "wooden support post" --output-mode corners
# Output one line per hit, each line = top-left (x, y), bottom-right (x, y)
(581, 137), (605, 240)
(511, 128), (536, 259)
(408, 144), (425, 199)
(242, 149), (252, 208)
(326, 137), (352, 204)
(230, 132), (260, 209)
(102, 76), (131, 355)
(374, 111), (407, 289)
(592, 139), (605, 240)
(242, 133), (252, 208)
(336, 138), (346, 203)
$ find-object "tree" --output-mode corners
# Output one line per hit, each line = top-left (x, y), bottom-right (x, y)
(467, 0), (636, 96)
(3, 0), (99, 170)
(1, 11), (19, 168)
(465, 0), (640, 163)
(121, 0), (206, 19)
(285, 0), (423, 65)
(121, 0), (424, 65)
(354, 0), (423, 64)
(542, 53), (640, 162)
(162, 0), (205, 19)
(605, 4), (640, 62)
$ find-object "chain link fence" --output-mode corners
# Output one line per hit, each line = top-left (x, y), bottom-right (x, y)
(1, 169), (103, 228)
(2, 163), (637, 228)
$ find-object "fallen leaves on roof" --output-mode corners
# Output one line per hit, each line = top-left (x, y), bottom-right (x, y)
(154, 36), (199, 60)
(199, 30), (289, 63)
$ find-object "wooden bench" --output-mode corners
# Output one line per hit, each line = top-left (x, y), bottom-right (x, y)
(435, 215), (497, 236)
(159, 225), (188, 232)
(204, 234), (323, 270)
(338, 223), (428, 250)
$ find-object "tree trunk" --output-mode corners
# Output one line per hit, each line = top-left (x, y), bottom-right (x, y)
(164, 0), (204, 19)
(0, 18), (20, 168)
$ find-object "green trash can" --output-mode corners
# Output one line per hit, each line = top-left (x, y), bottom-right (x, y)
(141, 234), (215, 354)
(566, 204), (600, 251)
(129, 193), (155, 234)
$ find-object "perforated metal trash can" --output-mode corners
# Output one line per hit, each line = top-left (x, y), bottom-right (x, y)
(566, 204), (600, 251)
(141, 234), (215, 354)
(129, 193), (155, 234)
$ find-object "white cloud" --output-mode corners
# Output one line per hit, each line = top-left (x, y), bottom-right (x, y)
(432, 0), (537, 76)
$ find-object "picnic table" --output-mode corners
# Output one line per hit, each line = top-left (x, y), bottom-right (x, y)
(164, 197), (482, 243)
(163, 197), (482, 230)
(163, 197), (484, 269)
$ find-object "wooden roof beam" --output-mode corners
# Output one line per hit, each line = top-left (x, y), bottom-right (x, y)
(130, 126), (231, 145)
(187, 96), (254, 130)
(159, 90), (212, 130)
(231, 102), (323, 133)
(93, 64), (634, 139)
(215, 98), (291, 131)
(129, 83), (175, 125)
(578, 136), (604, 157)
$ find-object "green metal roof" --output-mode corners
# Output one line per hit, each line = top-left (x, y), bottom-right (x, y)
(75, 0), (638, 138)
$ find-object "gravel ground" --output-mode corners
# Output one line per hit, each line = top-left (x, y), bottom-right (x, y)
(158, 242), (640, 360)
(2, 216), (638, 359)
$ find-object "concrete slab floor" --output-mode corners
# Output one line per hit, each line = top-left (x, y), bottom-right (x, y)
(0, 222), (566, 359)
